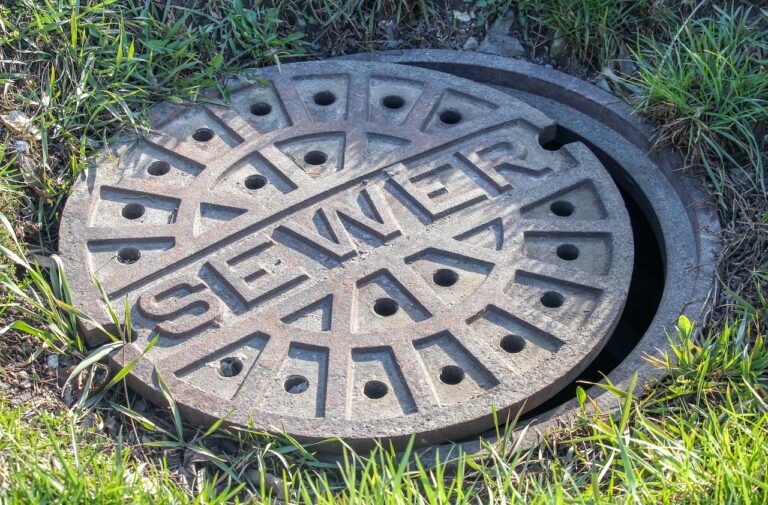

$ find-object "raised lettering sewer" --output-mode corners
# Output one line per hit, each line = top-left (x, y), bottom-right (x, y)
(59, 55), (719, 451)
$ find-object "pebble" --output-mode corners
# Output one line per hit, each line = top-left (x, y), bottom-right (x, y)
(549, 36), (567, 61)
(133, 398), (148, 412)
(462, 36), (479, 50)
(478, 35), (525, 58)
(452, 10), (472, 23)
(104, 415), (120, 436)
(46, 354), (59, 370)
(14, 140), (29, 154)
(80, 411), (101, 430)
(594, 77), (612, 93)
(263, 473), (287, 501)
(246, 469), (287, 501)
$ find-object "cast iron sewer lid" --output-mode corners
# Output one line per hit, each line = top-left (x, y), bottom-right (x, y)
(60, 60), (633, 447)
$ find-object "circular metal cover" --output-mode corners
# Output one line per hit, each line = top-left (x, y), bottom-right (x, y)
(59, 61), (633, 447)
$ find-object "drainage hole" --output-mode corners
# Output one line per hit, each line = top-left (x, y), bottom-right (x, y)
(556, 244), (580, 261)
(245, 174), (267, 190)
(373, 298), (399, 317)
(192, 128), (214, 142)
(250, 102), (272, 116)
(540, 291), (564, 308)
(304, 150), (328, 166)
(121, 203), (145, 220)
(439, 110), (462, 125)
(432, 268), (459, 287)
(500, 334), (526, 353)
(550, 200), (575, 217)
(117, 247), (141, 264)
(382, 95), (405, 110)
(363, 380), (388, 399)
(218, 357), (243, 377)
(313, 91), (336, 106)
(284, 375), (309, 394)
(147, 161), (170, 176)
(439, 365), (465, 385)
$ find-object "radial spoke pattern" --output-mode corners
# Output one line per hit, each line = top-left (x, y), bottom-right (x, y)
(58, 61), (634, 446)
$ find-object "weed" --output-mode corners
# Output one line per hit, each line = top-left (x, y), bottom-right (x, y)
(0, 0), (305, 247)
(627, 6), (768, 196)
(516, 0), (676, 68)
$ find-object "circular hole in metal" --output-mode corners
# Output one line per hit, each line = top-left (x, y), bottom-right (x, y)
(550, 200), (574, 216)
(556, 244), (580, 261)
(432, 268), (459, 287)
(218, 357), (243, 377)
(540, 291), (564, 308)
(439, 110), (462, 125)
(147, 161), (170, 176)
(121, 203), (145, 220)
(117, 247), (140, 264)
(313, 91), (336, 106)
(363, 380), (388, 399)
(500, 334), (526, 353)
(304, 151), (328, 166)
(382, 95), (405, 109)
(373, 298), (399, 317)
(192, 128), (214, 142)
(523, 179), (666, 420)
(250, 102), (272, 116)
(284, 375), (309, 394)
(244, 175), (267, 190)
(439, 365), (465, 385)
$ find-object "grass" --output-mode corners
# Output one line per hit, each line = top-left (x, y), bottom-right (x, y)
(517, 0), (675, 69)
(0, 0), (767, 503)
(0, 0), (305, 249)
(627, 5), (768, 198)
(0, 403), (199, 502)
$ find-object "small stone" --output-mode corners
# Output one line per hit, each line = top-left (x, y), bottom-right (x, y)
(133, 398), (147, 412)
(104, 415), (120, 436)
(80, 411), (102, 430)
(11, 139), (41, 185)
(14, 140), (29, 154)
(549, 36), (567, 61)
(245, 469), (287, 501)
(46, 354), (59, 370)
(478, 34), (525, 58)
(498, 37), (525, 57)
(263, 473), (287, 501)
(545, 64), (554, 70)
(488, 12), (515, 33)
(463, 37), (479, 50)
(453, 10), (472, 23)
(386, 39), (403, 50)
(594, 77), (612, 93)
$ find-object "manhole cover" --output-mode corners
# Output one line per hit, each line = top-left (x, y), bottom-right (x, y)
(60, 60), (633, 448)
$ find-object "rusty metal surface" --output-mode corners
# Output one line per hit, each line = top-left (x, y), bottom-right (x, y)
(59, 61), (633, 448)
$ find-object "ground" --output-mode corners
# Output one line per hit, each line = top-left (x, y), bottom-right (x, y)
(0, 1), (767, 503)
